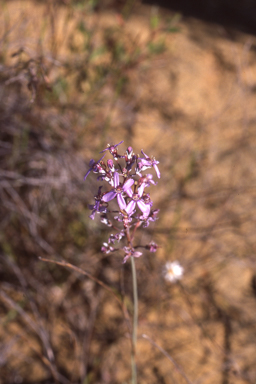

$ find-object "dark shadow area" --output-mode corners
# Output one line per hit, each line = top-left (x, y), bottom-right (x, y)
(142, 0), (256, 35)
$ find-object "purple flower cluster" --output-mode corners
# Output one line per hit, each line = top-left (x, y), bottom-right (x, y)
(85, 141), (160, 263)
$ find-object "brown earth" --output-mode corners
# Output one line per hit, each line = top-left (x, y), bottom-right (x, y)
(1, 1), (256, 384)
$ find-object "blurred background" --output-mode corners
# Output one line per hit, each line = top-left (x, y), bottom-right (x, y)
(1, 0), (256, 383)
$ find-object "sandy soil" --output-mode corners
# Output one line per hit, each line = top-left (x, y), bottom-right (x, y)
(1, 1), (256, 383)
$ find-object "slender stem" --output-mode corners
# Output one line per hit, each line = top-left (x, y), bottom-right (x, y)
(126, 225), (132, 247)
(130, 221), (142, 243)
(125, 222), (139, 384)
(131, 256), (138, 384)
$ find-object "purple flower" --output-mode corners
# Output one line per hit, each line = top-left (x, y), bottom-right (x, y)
(126, 146), (134, 161)
(138, 174), (157, 188)
(142, 209), (159, 227)
(84, 154), (106, 180)
(101, 242), (115, 254)
(102, 172), (134, 211)
(123, 247), (143, 264)
(97, 159), (115, 186)
(84, 141), (160, 263)
(125, 183), (151, 219)
(107, 159), (115, 172)
(125, 146), (137, 171)
(108, 230), (125, 244)
(137, 150), (160, 179)
(114, 212), (132, 229)
(100, 141), (124, 160)
(145, 241), (159, 252)
(88, 186), (107, 220)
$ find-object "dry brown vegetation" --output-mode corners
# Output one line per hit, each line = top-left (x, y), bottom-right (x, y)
(1, 1), (256, 383)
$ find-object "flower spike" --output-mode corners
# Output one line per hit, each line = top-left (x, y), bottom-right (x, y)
(85, 141), (160, 264)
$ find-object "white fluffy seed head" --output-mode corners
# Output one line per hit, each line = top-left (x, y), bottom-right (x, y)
(163, 261), (184, 283)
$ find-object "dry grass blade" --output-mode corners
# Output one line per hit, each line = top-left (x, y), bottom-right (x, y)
(39, 257), (132, 336)
(142, 334), (193, 384)
(0, 255), (56, 362)
(0, 288), (66, 382)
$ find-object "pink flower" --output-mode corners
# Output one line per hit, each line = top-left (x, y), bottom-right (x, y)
(125, 183), (151, 219)
(123, 247), (143, 264)
(102, 172), (134, 211)
(137, 150), (160, 178)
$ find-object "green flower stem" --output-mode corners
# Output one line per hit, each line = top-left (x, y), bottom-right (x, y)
(131, 256), (138, 384)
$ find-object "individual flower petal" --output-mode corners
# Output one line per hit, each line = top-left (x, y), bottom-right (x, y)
(102, 190), (117, 202)
(137, 200), (150, 218)
(114, 172), (120, 188)
(84, 166), (93, 180)
(123, 254), (131, 264)
(141, 149), (149, 158)
(123, 178), (134, 190)
(153, 163), (161, 179)
(125, 187), (133, 198)
(133, 251), (143, 258)
(89, 210), (97, 220)
(117, 193), (127, 210)
(123, 178), (134, 197)
(137, 183), (146, 197)
(126, 200), (136, 216)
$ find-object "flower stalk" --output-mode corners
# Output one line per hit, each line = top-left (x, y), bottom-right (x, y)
(84, 141), (160, 382)
(131, 256), (138, 384)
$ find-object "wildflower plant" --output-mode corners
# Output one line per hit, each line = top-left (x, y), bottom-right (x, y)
(84, 141), (160, 383)
(85, 140), (160, 264)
